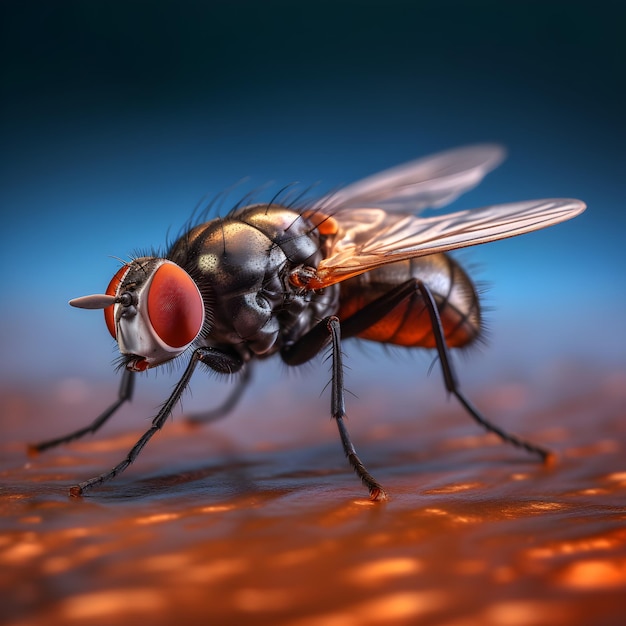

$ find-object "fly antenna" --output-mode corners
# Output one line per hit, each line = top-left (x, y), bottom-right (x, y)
(69, 294), (116, 309)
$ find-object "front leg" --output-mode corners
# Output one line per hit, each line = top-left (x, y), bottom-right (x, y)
(71, 346), (244, 496)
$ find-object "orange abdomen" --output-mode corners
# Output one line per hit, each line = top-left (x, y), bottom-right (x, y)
(337, 254), (481, 349)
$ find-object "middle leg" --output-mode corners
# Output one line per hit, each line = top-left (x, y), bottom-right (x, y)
(282, 317), (387, 500)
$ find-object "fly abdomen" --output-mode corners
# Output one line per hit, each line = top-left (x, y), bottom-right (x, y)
(337, 253), (481, 348)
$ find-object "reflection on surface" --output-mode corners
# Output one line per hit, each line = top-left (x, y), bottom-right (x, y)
(1, 373), (625, 626)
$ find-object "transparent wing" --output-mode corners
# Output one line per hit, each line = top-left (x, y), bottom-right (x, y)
(310, 198), (586, 288)
(319, 144), (506, 213)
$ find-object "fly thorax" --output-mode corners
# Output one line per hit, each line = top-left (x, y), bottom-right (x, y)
(179, 221), (285, 355)
(169, 206), (326, 357)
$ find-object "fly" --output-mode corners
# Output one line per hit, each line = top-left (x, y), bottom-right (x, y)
(31, 145), (586, 500)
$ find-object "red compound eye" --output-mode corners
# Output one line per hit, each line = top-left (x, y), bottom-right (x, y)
(104, 265), (131, 338)
(147, 263), (204, 348)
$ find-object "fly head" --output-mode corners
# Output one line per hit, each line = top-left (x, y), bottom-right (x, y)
(70, 257), (205, 371)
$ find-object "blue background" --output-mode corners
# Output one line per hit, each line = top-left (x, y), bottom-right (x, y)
(1, 1), (624, 405)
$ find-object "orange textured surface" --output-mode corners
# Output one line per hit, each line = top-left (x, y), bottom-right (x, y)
(1, 371), (625, 626)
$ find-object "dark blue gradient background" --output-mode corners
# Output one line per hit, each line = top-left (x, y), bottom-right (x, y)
(1, 1), (624, 399)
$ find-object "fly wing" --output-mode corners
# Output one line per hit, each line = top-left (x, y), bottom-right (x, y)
(319, 144), (506, 213)
(310, 198), (586, 288)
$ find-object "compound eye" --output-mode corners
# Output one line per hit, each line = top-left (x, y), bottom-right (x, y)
(147, 263), (204, 348)
(104, 265), (131, 338)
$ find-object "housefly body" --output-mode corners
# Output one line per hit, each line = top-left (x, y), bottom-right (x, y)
(32, 145), (586, 500)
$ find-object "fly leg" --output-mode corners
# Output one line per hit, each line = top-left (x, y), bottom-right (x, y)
(185, 364), (252, 426)
(327, 317), (388, 500)
(340, 278), (550, 462)
(70, 346), (244, 496)
(29, 369), (136, 455)
(282, 317), (387, 501)
(414, 280), (552, 463)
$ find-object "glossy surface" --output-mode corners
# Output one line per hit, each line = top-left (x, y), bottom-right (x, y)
(1, 372), (625, 626)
